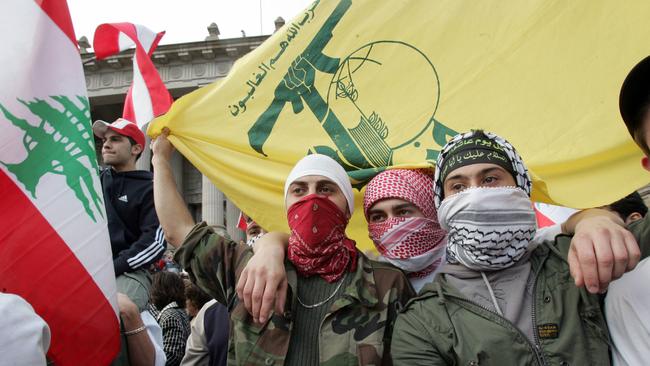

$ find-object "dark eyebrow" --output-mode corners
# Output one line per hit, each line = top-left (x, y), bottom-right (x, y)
(480, 167), (508, 175)
(317, 180), (338, 187)
(367, 201), (417, 216)
(393, 202), (418, 211)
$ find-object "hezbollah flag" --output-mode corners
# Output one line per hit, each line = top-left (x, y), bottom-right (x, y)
(0, 0), (120, 364)
(149, 0), (649, 250)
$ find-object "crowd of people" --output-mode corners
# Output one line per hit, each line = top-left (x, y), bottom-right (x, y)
(5, 56), (650, 366)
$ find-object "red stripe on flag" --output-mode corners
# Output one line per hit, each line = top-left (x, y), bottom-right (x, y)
(534, 207), (556, 228)
(0, 171), (120, 365)
(35, 0), (77, 47)
(238, 212), (248, 231)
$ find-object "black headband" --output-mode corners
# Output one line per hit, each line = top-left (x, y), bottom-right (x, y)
(439, 135), (517, 184)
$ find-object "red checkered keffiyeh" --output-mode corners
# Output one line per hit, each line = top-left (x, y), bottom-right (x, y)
(364, 169), (446, 277)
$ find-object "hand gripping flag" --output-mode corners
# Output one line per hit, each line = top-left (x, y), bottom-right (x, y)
(0, 0), (120, 364)
(93, 22), (173, 127)
(149, 0), (650, 250)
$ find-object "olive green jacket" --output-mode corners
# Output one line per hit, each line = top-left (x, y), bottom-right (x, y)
(391, 214), (650, 366)
(175, 222), (415, 366)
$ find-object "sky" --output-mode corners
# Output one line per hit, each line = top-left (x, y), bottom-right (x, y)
(68, 0), (314, 48)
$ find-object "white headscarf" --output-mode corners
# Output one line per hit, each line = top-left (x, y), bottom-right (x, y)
(284, 154), (354, 214)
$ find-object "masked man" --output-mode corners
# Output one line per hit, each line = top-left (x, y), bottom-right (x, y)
(363, 169), (446, 292)
(391, 130), (649, 365)
(151, 130), (414, 366)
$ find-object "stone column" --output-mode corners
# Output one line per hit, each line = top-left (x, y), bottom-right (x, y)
(226, 198), (245, 242)
(202, 175), (224, 226)
(135, 134), (151, 171)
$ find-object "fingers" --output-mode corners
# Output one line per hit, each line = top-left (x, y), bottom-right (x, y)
(592, 236), (615, 292)
(567, 245), (584, 288)
(240, 268), (257, 317)
(258, 273), (281, 324)
(623, 230), (641, 271)
(608, 233), (630, 284)
(250, 272), (267, 323)
(572, 233), (600, 294)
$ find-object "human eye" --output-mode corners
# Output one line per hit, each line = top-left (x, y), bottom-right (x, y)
(451, 183), (466, 192)
(248, 228), (260, 237)
(483, 176), (498, 185)
(318, 184), (337, 194)
(397, 208), (414, 217)
(291, 185), (305, 195)
(368, 213), (386, 223)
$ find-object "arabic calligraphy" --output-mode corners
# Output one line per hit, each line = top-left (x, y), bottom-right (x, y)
(229, 0), (320, 116)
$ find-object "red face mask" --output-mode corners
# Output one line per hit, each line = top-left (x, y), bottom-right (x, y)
(286, 194), (357, 283)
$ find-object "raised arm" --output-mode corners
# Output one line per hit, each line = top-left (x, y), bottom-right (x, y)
(151, 129), (195, 248)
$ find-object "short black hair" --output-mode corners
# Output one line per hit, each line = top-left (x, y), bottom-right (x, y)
(184, 283), (212, 310)
(126, 136), (143, 161)
(619, 56), (650, 156)
(150, 272), (186, 310)
(608, 191), (648, 221)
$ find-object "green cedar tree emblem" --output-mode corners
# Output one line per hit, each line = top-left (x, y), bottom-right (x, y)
(0, 96), (104, 222)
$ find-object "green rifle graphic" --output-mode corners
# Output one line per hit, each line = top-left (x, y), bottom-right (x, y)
(1, 96), (104, 222)
(247, 0), (384, 169)
(247, 0), (456, 184)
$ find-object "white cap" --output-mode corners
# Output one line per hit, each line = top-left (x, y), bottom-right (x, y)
(284, 154), (354, 214)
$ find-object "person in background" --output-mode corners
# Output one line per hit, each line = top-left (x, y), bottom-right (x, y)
(149, 272), (190, 366)
(603, 58), (650, 366)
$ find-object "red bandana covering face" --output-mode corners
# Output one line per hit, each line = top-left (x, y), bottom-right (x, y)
(364, 169), (446, 278)
(287, 194), (358, 283)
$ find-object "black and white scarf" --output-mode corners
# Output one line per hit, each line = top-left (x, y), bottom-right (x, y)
(438, 186), (537, 270)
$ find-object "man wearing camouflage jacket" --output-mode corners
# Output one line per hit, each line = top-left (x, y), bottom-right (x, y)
(151, 130), (414, 366)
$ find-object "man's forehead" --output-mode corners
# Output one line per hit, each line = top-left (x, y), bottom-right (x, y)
(444, 163), (507, 180)
(104, 129), (125, 138)
(289, 175), (336, 185)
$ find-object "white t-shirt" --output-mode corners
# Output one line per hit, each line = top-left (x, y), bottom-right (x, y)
(142, 310), (167, 366)
(0, 293), (50, 366)
(605, 257), (650, 366)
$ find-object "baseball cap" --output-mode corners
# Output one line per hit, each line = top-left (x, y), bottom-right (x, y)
(620, 56), (650, 137)
(92, 118), (146, 147)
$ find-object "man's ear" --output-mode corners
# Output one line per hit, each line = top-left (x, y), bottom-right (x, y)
(625, 212), (644, 224)
(131, 143), (143, 156)
(642, 156), (650, 172)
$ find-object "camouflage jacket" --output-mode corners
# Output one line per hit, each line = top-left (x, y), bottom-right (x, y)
(175, 222), (415, 366)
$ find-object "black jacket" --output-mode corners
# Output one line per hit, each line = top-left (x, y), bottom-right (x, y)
(101, 168), (165, 276)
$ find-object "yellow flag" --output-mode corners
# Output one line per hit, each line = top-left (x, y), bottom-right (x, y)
(149, 0), (649, 251)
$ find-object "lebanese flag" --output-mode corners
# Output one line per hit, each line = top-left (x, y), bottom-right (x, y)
(0, 0), (120, 364)
(93, 23), (173, 128)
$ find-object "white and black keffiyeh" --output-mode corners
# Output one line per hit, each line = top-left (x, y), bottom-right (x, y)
(438, 186), (537, 270)
(433, 130), (531, 208)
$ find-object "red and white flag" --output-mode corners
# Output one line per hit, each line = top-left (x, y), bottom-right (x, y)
(93, 22), (173, 127)
(0, 0), (120, 364)
(534, 202), (578, 228)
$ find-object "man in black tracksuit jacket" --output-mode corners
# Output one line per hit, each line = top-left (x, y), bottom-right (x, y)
(101, 167), (165, 276)
(93, 118), (166, 310)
